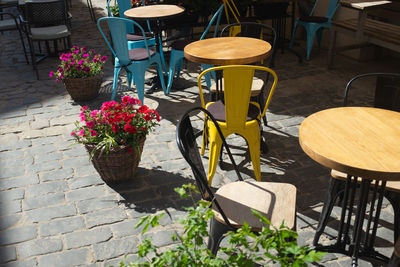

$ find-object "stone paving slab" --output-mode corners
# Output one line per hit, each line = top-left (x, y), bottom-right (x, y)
(0, 0), (399, 266)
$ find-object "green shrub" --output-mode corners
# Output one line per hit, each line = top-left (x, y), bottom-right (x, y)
(116, 184), (325, 266)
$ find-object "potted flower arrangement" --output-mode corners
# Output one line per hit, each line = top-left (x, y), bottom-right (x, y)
(71, 96), (160, 182)
(50, 45), (107, 101)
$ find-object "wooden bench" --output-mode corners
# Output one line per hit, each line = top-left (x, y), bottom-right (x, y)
(327, 18), (400, 67)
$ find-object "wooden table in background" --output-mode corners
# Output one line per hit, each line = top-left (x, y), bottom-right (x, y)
(299, 107), (400, 266)
(184, 37), (272, 65)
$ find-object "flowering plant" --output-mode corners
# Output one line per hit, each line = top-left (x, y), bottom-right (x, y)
(71, 96), (160, 156)
(50, 45), (107, 82)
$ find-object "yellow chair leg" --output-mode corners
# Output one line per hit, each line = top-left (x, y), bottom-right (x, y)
(207, 125), (223, 185)
(245, 129), (261, 181)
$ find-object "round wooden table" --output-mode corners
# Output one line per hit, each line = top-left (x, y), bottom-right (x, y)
(184, 37), (272, 65)
(299, 106), (400, 266)
(124, 4), (185, 21)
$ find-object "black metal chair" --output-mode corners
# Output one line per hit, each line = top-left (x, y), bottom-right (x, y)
(176, 106), (297, 255)
(219, 22), (277, 128)
(313, 73), (400, 248)
(0, 12), (29, 64)
(388, 236), (400, 267)
(21, 0), (71, 79)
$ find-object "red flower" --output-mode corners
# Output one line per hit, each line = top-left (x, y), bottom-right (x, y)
(124, 124), (137, 134)
(112, 124), (119, 132)
(144, 114), (152, 121)
(138, 105), (149, 113)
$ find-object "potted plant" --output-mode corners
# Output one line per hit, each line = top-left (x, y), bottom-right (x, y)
(50, 45), (107, 101)
(70, 96), (160, 182)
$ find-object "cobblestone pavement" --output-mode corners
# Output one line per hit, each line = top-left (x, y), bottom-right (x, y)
(1, 0), (400, 266)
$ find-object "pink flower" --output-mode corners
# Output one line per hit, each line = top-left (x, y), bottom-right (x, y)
(82, 53), (89, 58)
(100, 56), (107, 62)
(80, 106), (88, 111)
(78, 60), (85, 66)
(70, 131), (76, 136)
(49, 71), (54, 77)
(90, 110), (98, 117)
(86, 121), (95, 128)
(79, 129), (85, 136)
(90, 129), (98, 136)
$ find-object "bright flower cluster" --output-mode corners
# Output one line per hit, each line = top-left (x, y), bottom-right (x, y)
(50, 45), (107, 82)
(71, 96), (160, 154)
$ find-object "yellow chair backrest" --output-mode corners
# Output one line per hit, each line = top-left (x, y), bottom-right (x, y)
(198, 65), (278, 128)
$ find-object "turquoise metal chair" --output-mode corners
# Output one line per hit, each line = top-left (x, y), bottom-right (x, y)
(289, 0), (339, 60)
(106, 0), (157, 50)
(166, 4), (224, 94)
(97, 17), (166, 104)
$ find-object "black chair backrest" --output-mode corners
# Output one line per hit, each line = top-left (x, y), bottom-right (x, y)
(25, 0), (68, 27)
(176, 107), (243, 227)
(220, 22), (277, 67)
(344, 73), (400, 111)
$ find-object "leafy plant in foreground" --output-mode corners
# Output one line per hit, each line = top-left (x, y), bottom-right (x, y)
(116, 184), (325, 266)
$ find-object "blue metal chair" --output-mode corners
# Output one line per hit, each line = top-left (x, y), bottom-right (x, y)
(97, 17), (166, 104)
(166, 4), (224, 94)
(289, 0), (339, 60)
(106, 0), (156, 50)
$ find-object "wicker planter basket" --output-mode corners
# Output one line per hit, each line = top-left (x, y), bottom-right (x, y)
(85, 138), (146, 182)
(63, 72), (103, 101)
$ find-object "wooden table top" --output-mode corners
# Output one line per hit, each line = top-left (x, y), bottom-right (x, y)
(299, 107), (400, 181)
(341, 0), (392, 10)
(184, 37), (272, 65)
(124, 4), (185, 21)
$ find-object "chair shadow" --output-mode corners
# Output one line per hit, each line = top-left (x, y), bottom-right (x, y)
(105, 167), (201, 214)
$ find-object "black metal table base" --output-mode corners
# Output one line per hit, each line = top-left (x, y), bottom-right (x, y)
(314, 175), (389, 266)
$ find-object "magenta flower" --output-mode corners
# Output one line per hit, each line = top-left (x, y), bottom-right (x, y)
(86, 121), (95, 128)
(49, 71), (54, 77)
(90, 129), (98, 136)
(82, 53), (89, 58)
(100, 56), (107, 62)
(90, 110), (98, 117)
(78, 129), (85, 136)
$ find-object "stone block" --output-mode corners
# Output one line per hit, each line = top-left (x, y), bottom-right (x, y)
(66, 185), (105, 202)
(0, 225), (37, 245)
(0, 214), (22, 231)
(0, 175), (39, 191)
(25, 181), (68, 198)
(85, 207), (127, 228)
(68, 174), (104, 190)
(0, 246), (17, 263)
(39, 216), (85, 237)
(76, 195), (118, 214)
(64, 226), (112, 249)
(0, 188), (25, 203)
(93, 236), (139, 261)
(40, 168), (73, 182)
(0, 167), (25, 179)
(23, 192), (65, 211)
(110, 219), (142, 238)
(26, 204), (76, 223)
(37, 248), (90, 267)
(17, 238), (62, 258)
(0, 200), (21, 215)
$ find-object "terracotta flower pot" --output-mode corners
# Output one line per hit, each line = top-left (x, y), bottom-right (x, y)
(84, 137), (146, 182)
(62, 72), (103, 101)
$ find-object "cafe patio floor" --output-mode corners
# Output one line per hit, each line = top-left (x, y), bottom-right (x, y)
(0, 0), (399, 266)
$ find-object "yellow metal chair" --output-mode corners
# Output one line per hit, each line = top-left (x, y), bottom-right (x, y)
(197, 65), (278, 184)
